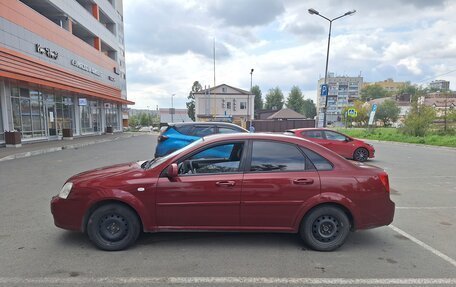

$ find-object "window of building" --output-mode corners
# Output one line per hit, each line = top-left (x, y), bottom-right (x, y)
(226, 102), (232, 109)
(105, 103), (119, 129)
(80, 99), (101, 134)
(0, 98), (3, 141)
(250, 141), (305, 172)
(240, 102), (246, 109)
(11, 87), (46, 139)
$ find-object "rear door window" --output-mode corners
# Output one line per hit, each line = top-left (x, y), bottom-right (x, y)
(303, 130), (324, 139)
(324, 131), (346, 141)
(218, 127), (240, 134)
(249, 141), (306, 172)
(192, 126), (215, 137)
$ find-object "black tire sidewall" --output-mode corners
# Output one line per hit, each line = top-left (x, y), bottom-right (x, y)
(354, 148), (368, 162)
(301, 206), (350, 251)
(87, 204), (140, 251)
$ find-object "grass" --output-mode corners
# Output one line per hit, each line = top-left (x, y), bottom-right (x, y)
(336, 128), (456, 148)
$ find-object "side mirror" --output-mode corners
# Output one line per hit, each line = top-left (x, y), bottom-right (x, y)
(167, 163), (178, 178)
(345, 137), (352, 142)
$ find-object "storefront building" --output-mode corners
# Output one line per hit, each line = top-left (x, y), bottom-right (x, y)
(0, 0), (133, 144)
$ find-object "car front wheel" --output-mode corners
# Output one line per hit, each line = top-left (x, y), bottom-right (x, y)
(353, 147), (369, 162)
(300, 206), (350, 251)
(87, 203), (140, 251)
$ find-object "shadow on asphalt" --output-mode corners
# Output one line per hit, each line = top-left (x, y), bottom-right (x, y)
(54, 228), (391, 252)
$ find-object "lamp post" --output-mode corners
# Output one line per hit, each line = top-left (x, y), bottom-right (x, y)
(308, 8), (356, 127)
(171, 94), (175, 123)
(249, 68), (254, 126)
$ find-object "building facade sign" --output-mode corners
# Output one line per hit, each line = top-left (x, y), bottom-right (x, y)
(35, 44), (58, 59)
(71, 59), (102, 77)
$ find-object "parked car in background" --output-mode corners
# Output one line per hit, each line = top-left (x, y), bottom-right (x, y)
(285, 128), (375, 162)
(51, 133), (394, 252)
(155, 122), (248, 157)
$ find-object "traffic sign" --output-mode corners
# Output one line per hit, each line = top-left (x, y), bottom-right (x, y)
(320, 84), (328, 96)
(347, 108), (357, 117)
(372, 103), (378, 112)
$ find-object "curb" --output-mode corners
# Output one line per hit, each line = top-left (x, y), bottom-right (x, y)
(0, 133), (152, 162)
(359, 138), (456, 151)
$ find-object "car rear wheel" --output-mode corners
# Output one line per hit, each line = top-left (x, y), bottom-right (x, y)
(87, 203), (140, 251)
(300, 206), (350, 251)
(353, 147), (369, 162)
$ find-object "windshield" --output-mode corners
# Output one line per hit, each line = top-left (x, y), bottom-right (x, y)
(144, 138), (204, 170)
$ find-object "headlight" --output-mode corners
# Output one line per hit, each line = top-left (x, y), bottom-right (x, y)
(58, 182), (73, 199)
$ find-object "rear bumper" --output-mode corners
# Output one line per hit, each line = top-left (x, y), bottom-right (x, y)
(356, 198), (395, 230)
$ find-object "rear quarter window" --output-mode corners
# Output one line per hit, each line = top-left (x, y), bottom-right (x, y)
(300, 147), (333, 171)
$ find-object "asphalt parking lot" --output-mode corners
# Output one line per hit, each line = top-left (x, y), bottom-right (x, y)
(0, 134), (455, 286)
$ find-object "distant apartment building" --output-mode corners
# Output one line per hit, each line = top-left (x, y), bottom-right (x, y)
(0, 0), (132, 144)
(429, 80), (450, 91)
(363, 78), (409, 93)
(194, 84), (254, 127)
(316, 73), (363, 126)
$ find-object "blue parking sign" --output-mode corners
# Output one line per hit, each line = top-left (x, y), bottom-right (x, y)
(372, 103), (377, 112)
(320, 84), (328, 96)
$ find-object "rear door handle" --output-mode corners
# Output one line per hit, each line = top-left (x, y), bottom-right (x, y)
(216, 181), (236, 187)
(293, 178), (314, 185)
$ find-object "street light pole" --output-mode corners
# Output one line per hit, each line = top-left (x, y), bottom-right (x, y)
(249, 68), (254, 126)
(308, 8), (356, 127)
(171, 94), (175, 123)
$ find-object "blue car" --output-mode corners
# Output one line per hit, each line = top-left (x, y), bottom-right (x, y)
(155, 122), (248, 158)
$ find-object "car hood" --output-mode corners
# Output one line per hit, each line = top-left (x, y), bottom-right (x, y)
(68, 161), (146, 185)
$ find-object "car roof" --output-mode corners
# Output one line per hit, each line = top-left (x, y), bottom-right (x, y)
(169, 122), (247, 130)
(178, 133), (352, 168)
(288, 128), (334, 132)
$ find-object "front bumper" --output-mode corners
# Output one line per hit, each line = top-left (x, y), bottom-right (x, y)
(50, 196), (87, 232)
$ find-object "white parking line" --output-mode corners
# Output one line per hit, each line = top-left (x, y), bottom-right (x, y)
(389, 225), (456, 268)
(396, 206), (456, 210)
(0, 277), (456, 285)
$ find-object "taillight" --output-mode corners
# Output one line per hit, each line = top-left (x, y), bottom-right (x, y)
(379, 172), (390, 193)
(158, 135), (168, 142)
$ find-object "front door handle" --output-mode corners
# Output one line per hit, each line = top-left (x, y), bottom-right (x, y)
(293, 178), (314, 185)
(216, 181), (236, 187)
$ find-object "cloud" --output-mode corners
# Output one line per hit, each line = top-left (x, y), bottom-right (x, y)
(207, 0), (285, 27)
(124, 0), (456, 109)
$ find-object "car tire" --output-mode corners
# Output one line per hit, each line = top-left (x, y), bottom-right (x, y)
(87, 203), (140, 251)
(353, 147), (369, 162)
(300, 206), (350, 251)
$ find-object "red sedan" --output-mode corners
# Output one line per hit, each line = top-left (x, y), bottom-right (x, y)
(285, 128), (375, 162)
(51, 133), (394, 251)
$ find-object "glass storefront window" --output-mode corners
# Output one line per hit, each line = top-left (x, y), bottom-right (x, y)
(79, 98), (101, 134)
(105, 103), (119, 130)
(11, 87), (46, 139)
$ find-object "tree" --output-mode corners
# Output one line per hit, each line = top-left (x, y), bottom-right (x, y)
(286, 86), (305, 114)
(264, 86), (284, 110)
(251, 85), (263, 111)
(302, 99), (317, 119)
(402, 103), (436, 136)
(397, 83), (427, 103)
(360, 84), (389, 101)
(186, 81), (202, 121)
(376, 99), (401, 126)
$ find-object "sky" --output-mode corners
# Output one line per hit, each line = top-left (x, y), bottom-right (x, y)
(123, 0), (456, 110)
